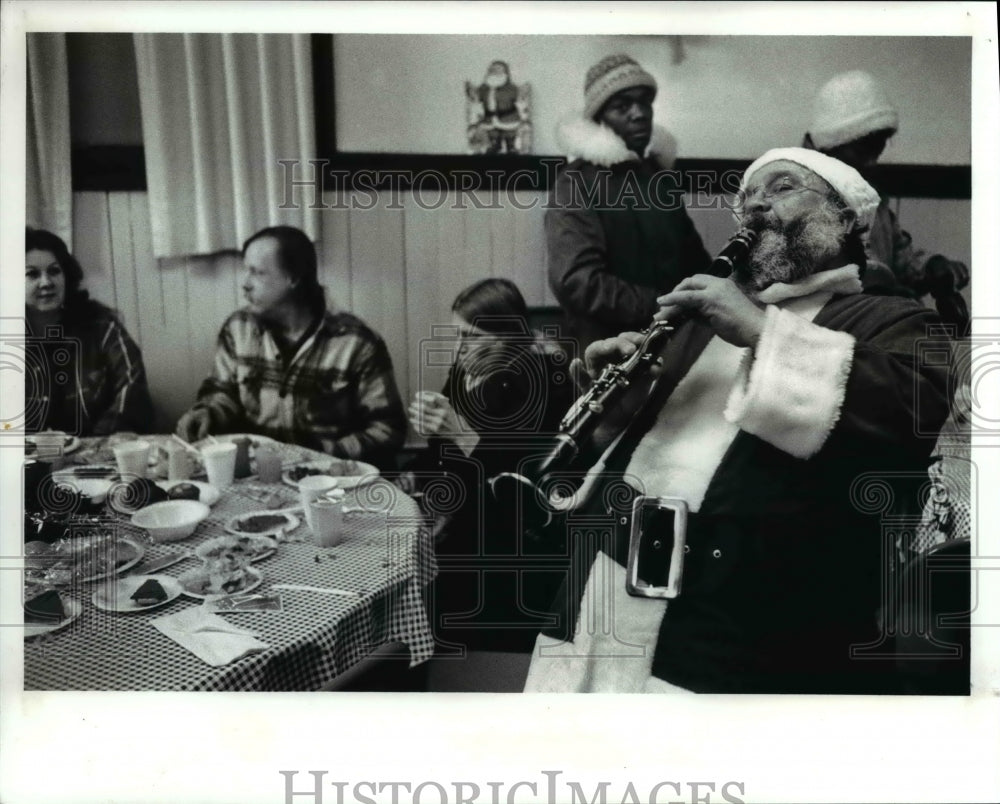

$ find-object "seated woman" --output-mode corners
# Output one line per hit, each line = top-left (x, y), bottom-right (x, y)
(405, 278), (575, 652)
(25, 228), (153, 436)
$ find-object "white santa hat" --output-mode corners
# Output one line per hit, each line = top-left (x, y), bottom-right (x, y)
(808, 70), (899, 150)
(741, 147), (882, 233)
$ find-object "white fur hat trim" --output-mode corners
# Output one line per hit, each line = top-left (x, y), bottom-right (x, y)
(741, 147), (881, 232)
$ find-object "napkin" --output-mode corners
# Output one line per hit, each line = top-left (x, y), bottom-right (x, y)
(150, 607), (269, 667)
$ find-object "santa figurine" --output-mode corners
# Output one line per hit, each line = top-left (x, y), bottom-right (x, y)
(468, 60), (527, 154)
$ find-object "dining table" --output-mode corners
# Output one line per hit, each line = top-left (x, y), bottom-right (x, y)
(22, 435), (438, 691)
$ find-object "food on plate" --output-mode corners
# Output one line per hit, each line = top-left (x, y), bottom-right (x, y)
(23, 534), (140, 586)
(231, 513), (289, 533)
(167, 482), (201, 501)
(24, 589), (66, 624)
(196, 534), (276, 563)
(179, 565), (252, 597)
(194, 536), (249, 567)
(130, 578), (168, 606)
(233, 533), (277, 559)
(184, 532), (273, 596)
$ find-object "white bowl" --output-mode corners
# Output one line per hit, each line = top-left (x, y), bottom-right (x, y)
(50, 471), (114, 504)
(131, 500), (210, 543)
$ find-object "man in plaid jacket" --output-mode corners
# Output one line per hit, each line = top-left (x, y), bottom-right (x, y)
(176, 226), (406, 469)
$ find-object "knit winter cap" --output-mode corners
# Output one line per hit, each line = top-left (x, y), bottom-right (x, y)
(808, 70), (899, 150)
(584, 54), (658, 120)
(741, 147), (882, 233)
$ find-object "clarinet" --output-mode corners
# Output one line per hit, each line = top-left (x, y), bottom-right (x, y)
(488, 228), (757, 521)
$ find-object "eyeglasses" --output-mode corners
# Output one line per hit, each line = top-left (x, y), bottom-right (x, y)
(734, 175), (827, 217)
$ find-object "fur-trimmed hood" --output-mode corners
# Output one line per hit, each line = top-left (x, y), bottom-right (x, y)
(555, 116), (677, 169)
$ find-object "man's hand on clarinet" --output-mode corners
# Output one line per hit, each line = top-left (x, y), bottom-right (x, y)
(581, 332), (654, 381)
(567, 332), (666, 446)
(656, 274), (766, 349)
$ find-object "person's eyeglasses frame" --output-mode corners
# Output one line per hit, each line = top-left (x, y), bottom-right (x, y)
(733, 176), (829, 219)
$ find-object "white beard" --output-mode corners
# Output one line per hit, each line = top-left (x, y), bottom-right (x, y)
(735, 204), (846, 293)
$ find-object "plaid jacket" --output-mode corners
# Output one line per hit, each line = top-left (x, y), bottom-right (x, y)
(194, 309), (406, 467)
(27, 304), (153, 436)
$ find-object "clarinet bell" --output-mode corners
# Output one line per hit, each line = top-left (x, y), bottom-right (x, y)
(489, 471), (554, 534)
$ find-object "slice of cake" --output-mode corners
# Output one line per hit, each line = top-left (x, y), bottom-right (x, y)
(24, 589), (66, 624)
(130, 578), (167, 606)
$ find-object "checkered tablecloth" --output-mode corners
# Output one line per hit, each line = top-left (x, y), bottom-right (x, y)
(23, 436), (437, 691)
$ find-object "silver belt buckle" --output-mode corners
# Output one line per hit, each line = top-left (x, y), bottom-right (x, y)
(625, 496), (688, 599)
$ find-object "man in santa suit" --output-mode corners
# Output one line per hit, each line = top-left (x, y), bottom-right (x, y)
(525, 147), (953, 694)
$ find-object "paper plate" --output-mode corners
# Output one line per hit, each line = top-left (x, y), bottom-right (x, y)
(195, 533), (279, 564)
(178, 566), (263, 600)
(224, 510), (299, 538)
(23, 595), (83, 639)
(25, 536), (146, 586)
(282, 459), (379, 490)
(81, 536), (145, 582)
(92, 574), (183, 613)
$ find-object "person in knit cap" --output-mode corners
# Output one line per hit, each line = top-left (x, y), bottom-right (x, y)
(804, 70), (970, 330)
(524, 147), (953, 694)
(545, 54), (713, 351)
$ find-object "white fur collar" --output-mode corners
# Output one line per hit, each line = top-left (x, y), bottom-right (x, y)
(555, 116), (677, 169)
(755, 264), (863, 305)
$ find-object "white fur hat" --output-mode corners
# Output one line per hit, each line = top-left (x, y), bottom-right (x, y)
(741, 147), (882, 233)
(808, 70), (899, 150)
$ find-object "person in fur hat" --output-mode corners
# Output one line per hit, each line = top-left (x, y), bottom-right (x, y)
(803, 70), (969, 331)
(524, 147), (953, 694)
(805, 71), (972, 559)
(545, 54), (713, 350)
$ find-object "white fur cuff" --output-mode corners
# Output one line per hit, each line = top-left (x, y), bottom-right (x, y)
(724, 306), (855, 459)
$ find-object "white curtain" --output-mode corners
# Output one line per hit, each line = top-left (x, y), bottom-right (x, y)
(26, 33), (72, 248)
(134, 34), (319, 258)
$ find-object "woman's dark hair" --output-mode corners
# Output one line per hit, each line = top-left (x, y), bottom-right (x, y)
(451, 278), (530, 337)
(25, 227), (104, 323)
(26, 227), (84, 296)
(242, 225), (325, 315)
